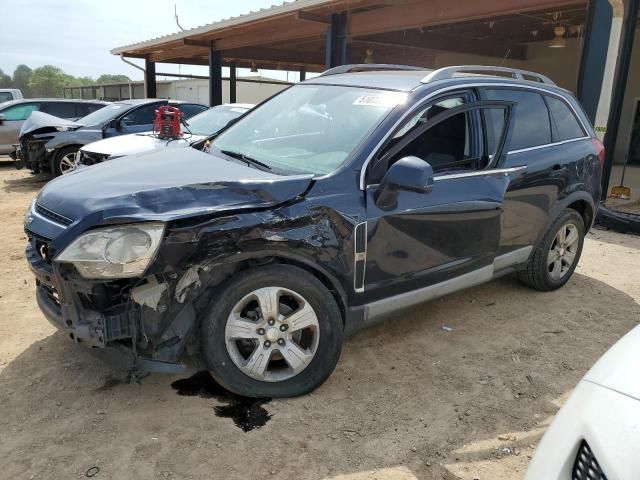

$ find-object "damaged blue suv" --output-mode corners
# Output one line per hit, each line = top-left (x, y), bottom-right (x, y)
(25, 65), (603, 397)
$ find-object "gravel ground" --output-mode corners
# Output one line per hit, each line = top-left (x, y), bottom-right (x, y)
(1, 160), (638, 480)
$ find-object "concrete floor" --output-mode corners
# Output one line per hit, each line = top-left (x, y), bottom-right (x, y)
(606, 165), (640, 212)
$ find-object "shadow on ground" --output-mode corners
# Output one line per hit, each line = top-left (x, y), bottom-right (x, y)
(1, 272), (638, 479)
(0, 161), (49, 194)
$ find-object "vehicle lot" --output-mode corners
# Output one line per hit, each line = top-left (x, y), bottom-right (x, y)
(0, 160), (639, 480)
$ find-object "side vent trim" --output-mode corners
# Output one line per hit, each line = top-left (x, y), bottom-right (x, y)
(354, 222), (367, 293)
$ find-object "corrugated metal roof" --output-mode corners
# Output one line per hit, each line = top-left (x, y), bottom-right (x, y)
(111, 0), (336, 55)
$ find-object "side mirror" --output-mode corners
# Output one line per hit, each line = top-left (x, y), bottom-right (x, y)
(0, 114), (5, 124)
(107, 118), (120, 130)
(374, 156), (434, 210)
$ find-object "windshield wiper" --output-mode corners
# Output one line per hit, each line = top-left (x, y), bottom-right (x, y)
(221, 149), (271, 170)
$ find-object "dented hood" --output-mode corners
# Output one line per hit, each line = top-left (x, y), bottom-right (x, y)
(81, 131), (205, 159)
(37, 148), (313, 224)
(19, 111), (82, 137)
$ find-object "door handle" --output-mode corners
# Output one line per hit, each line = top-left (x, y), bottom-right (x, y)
(551, 164), (567, 172)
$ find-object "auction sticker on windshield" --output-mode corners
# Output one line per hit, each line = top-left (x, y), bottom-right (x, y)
(353, 92), (407, 108)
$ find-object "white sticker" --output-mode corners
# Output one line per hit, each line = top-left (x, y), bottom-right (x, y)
(353, 92), (407, 108)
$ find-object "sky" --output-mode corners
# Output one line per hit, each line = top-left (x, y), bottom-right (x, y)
(0, 0), (299, 82)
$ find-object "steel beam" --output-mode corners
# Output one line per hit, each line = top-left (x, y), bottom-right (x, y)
(208, 43), (223, 106)
(144, 58), (156, 98)
(229, 62), (237, 103)
(577, 0), (613, 123)
(325, 12), (349, 68)
(601, 0), (639, 199)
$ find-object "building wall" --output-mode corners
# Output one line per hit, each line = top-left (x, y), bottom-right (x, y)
(158, 78), (288, 104)
(434, 34), (640, 166)
(69, 78), (288, 105)
(432, 38), (582, 92)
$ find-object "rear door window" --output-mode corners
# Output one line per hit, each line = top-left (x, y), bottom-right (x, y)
(75, 103), (104, 117)
(41, 102), (78, 119)
(545, 95), (586, 141)
(484, 89), (551, 151)
(179, 103), (208, 119)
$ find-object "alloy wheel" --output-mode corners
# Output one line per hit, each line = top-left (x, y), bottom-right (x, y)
(224, 286), (320, 382)
(547, 223), (579, 280)
(59, 152), (77, 174)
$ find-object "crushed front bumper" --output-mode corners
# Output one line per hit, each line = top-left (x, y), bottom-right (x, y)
(18, 137), (50, 172)
(26, 240), (185, 374)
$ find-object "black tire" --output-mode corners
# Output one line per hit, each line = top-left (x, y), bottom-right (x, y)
(200, 264), (343, 398)
(52, 146), (79, 177)
(518, 208), (585, 291)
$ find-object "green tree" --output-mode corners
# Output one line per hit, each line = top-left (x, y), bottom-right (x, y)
(28, 65), (72, 97)
(12, 65), (33, 97)
(0, 68), (12, 88)
(68, 76), (95, 86)
(96, 74), (131, 84)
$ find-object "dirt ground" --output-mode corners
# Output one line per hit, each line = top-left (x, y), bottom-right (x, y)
(1, 159), (639, 480)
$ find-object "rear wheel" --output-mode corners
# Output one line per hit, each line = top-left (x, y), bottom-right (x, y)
(200, 265), (343, 398)
(518, 209), (585, 291)
(52, 146), (79, 176)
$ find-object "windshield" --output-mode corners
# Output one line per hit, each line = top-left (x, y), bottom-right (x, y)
(76, 103), (129, 126)
(0, 92), (14, 103)
(213, 85), (405, 175)
(186, 106), (248, 136)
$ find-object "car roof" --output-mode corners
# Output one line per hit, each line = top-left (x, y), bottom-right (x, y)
(304, 70), (430, 92)
(302, 65), (571, 96)
(0, 98), (108, 106)
(114, 98), (202, 106)
(215, 103), (254, 109)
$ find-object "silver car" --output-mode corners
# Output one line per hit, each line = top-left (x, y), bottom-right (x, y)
(77, 103), (254, 167)
(0, 99), (107, 157)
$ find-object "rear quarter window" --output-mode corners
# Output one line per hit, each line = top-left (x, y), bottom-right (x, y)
(484, 89), (551, 151)
(545, 95), (586, 141)
(179, 103), (208, 119)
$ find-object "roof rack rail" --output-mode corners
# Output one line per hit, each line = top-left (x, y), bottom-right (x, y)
(421, 65), (556, 86)
(319, 64), (426, 77)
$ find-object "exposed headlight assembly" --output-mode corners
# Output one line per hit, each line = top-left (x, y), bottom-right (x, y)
(57, 223), (165, 279)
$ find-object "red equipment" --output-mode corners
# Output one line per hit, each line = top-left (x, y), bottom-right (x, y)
(153, 105), (183, 139)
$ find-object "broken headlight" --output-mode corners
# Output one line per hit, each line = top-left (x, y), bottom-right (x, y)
(57, 223), (165, 279)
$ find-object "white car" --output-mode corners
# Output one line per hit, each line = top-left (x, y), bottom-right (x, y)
(525, 324), (640, 480)
(76, 103), (253, 166)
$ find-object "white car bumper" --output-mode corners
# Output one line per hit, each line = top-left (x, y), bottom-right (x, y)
(525, 380), (640, 480)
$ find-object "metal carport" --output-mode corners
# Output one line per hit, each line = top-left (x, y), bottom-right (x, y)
(111, 0), (639, 198)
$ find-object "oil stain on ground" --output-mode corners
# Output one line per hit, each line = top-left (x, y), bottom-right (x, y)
(171, 370), (272, 432)
(94, 376), (126, 392)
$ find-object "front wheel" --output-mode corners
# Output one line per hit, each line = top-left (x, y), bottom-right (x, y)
(52, 146), (79, 176)
(200, 265), (343, 398)
(518, 209), (585, 291)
